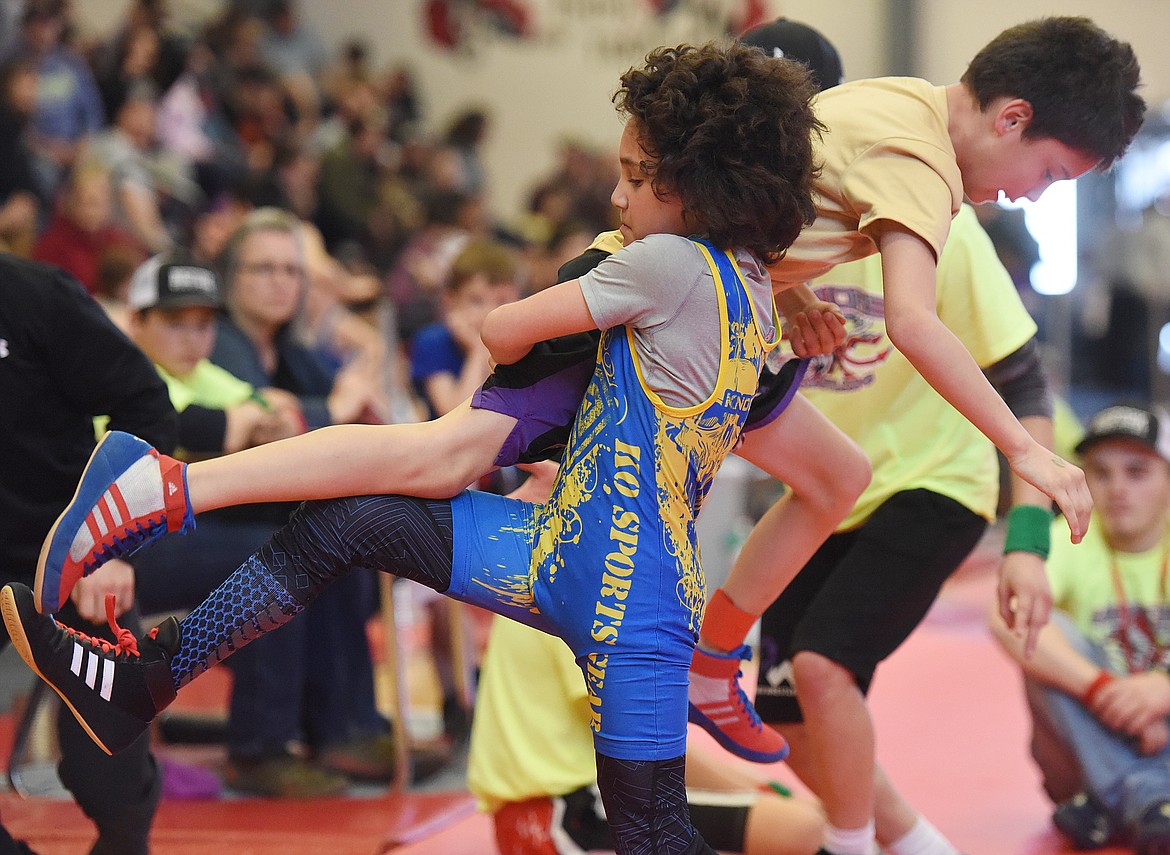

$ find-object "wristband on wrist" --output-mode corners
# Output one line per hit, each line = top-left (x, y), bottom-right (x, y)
(1003, 504), (1053, 558)
(1082, 670), (1115, 706)
(760, 781), (792, 798)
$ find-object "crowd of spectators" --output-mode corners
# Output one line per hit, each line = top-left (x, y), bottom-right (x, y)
(6, 0), (620, 383)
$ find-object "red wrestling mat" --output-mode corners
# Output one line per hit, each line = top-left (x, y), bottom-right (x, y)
(0, 789), (477, 854)
(0, 553), (1136, 855)
(865, 560), (1131, 855)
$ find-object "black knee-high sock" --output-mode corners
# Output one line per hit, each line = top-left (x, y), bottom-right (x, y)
(170, 495), (454, 689)
(596, 752), (716, 855)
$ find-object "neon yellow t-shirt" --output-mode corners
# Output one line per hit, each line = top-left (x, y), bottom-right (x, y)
(783, 204), (1037, 529)
(158, 359), (255, 413)
(466, 618), (596, 811)
(1048, 516), (1170, 675)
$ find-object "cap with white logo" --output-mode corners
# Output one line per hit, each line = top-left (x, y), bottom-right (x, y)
(127, 254), (222, 311)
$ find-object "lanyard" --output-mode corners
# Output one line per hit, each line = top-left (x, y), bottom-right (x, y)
(1108, 543), (1170, 673)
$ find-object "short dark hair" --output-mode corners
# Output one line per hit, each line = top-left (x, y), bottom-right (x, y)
(614, 41), (822, 264)
(961, 17), (1145, 169)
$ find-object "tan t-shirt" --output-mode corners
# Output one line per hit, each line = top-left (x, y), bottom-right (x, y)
(772, 77), (964, 289)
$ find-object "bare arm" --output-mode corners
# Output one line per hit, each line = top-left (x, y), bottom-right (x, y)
(988, 601), (1100, 697)
(879, 226), (1091, 540)
(999, 414), (1057, 656)
(481, 278), (596, 366)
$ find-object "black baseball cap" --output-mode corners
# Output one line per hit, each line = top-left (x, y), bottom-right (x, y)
(1075, 403), (1170, 464)
(128, 253), (222, 311)
(739, 17), (845, 91)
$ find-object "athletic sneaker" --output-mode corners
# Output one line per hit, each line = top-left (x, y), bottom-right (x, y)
(36, 430), (194, 614)
(1137, 800), (1170, 855)
(224, 751), (349, 799)
(688, 644), (789, 763)
(1052, 791), (1114, 849)
(1, 582), (180, 755)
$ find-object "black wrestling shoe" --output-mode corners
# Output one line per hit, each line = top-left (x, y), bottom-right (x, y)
(1052, 791), (1114, 849)
(1, 582), (180, 755)
(1137, 800), (1170, 855)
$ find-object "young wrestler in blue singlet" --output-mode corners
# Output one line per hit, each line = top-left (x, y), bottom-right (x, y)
(3, 42), (821, 854)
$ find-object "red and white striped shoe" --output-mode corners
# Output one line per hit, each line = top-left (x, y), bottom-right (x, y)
(35, 431), (194, 614)
(688, 644), (789, 763)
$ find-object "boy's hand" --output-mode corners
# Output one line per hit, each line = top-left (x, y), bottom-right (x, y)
(784, 300), (846, 357)
(508, 461), (560, 503)
(1005, 444), (1093, 542)
(224, 399), (271, 453)
(997, 551), (1052, 657)
(71, 559), (135, 622)
(1140, 719), (1170, 755)
(1091, 671), (1170, 738)
(251, 409), (305, 445)
(447, 302), (491, 352)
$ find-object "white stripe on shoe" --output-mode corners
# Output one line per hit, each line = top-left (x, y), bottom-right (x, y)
(70, 642), (117, 701)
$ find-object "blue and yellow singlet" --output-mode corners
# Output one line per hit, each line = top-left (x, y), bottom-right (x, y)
(447, 238), (777, 760)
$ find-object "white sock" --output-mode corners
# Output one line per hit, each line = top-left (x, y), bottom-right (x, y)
(884, 817), (960, 855)
(824, 820), (876, 855)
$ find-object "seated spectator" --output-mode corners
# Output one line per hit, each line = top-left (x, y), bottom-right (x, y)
(12, 0), (105, 203)
(384, 187), (476, 345)
(991, 402), (1170, 854)
(92, 243), (143, 333)
(124, 252), (301, 457)
(85, 83), (200, 254)
(314, 104), (390, 255)
(124, 241), (396, 796)
(95, 19), (163, 120)
(0, 60), (39, 255)
(155, 40), (249, 202)
(411, 237), (521, 418)
(32, 161), (145, 293)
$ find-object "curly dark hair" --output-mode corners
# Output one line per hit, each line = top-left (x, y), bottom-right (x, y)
(961, 17), (1145, 169)
(614, 41), (822, 264)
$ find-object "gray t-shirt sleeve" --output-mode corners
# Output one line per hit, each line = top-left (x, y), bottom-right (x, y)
(579, 234), (702, 331)
(577, 234), (720, 407)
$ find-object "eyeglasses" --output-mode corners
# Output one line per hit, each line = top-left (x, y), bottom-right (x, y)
(238, 261), (305, 280)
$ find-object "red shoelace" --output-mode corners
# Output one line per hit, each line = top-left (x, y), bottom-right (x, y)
(58, 593), (140, 658)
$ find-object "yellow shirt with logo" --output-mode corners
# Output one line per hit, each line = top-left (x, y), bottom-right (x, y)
(1048, 516), (1170, 675)
(157, 359), (255, 413)
(785, 205), (1036, 529)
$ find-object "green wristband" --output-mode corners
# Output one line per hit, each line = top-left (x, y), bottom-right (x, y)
(1003, 504), (1053, 558)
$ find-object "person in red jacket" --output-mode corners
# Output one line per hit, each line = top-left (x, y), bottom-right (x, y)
(32, 161), (144, 293)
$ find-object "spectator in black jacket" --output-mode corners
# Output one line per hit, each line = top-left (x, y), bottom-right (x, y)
(0, 253), (177, 855)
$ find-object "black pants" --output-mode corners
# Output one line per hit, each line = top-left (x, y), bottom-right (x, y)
(1, 590), (160, 855)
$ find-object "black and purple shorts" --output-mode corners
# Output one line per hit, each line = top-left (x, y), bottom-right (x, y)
(472, 334), (808, 468)
(472, 245), (808, 468)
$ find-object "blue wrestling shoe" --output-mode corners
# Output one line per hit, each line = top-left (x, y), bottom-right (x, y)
(1, 583), (180, 755)
(688, 645), (789, 763)
(36, 430), (194, 614)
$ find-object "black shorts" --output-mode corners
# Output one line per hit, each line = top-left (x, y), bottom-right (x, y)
(753, 488), (987, 724)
